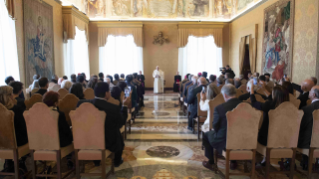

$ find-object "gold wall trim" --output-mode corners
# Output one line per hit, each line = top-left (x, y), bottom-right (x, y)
(62, 6), (89, 24)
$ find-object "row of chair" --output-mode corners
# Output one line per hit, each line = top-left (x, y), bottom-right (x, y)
(0, 100), (135, 179)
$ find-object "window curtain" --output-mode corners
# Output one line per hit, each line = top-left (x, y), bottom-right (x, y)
(178, 36), (222, 78)
(63, 27), (90, 78)
(0, 0), (19, 85)
(99, 35), (143, 76)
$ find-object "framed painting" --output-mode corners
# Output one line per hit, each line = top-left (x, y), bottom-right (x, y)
(261, 0), (294, 82)
(24, 0), (55, 86)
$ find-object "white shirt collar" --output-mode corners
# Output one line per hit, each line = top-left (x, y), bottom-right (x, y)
(95, 97), (107, 101)
(312, 99), (319, 103)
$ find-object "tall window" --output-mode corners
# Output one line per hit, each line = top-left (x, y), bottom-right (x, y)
(178, 36), (222, 77)
(63, 27), (90, 78)
(0, 0), (20, 85)
(99, 35), (143, 76)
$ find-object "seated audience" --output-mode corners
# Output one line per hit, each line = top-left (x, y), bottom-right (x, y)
(173, 72), (181, 92)
(88, 76), (98, 89)
(42, 91), (73, 147)
(225, 78), (234, 85)
(70, 83), (85, 100)
(0, 86), (28, 173)
(120, 74), (125, 81)
(126, 75), (138, 113)
(297, 85), (319, 170)
(62, 76), (68, 80)
(70, 74), (77, 83)
(9, 81), (26, 110)
(5, 76), (14, 85)
(106, 77), (115, 89)
(113, 74), (120, 85)
(36, 77), (49, 96)
(180, 74), (190, 96)
(249, 81), (289, 165)
(77, 83), (125, 167)
(209, 75), (216, 84)
(238, 76), (268, 101)
(77, 75), (86, 88)
(202, 84), (242, 171)
(217, 76), (224, 88)
(234, 78), (241, 88)
(111, 86), (129, 123)
(292, 79), (314, 109)
(202, 71), (208, 82)
(200, 83), (220, 133)
(184, 76), (197, 104)
(48, 75), (60, 92)
(187, 77), (207, 131)
(98, 72), (104, 82)
(264, 73), (274, 90)
(61, 80), (73, 91)
(107, 75), (113, 83)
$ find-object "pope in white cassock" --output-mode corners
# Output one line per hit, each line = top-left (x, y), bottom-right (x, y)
(153, 66), (164, 93)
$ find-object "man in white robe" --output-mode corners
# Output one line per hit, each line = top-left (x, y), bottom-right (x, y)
(153, 66), (164, 93)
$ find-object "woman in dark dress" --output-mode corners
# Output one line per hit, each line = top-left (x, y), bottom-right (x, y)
(173, 72), (182, 92)
(70, 83), (85, 100)
(249, 81), (289, 165)
(0, 86), (28, 172)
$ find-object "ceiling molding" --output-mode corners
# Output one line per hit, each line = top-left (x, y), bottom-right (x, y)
(178, 22), (226, 29)
(62, 6), (89, 24)
(96, 22), (143, 28)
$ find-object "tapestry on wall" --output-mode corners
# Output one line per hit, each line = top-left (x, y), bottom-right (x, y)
(24, 0), (54, 86)
(262, 0), (294, 81)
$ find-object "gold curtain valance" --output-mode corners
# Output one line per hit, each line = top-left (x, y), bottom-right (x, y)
(97, 22), (143, 47)
(178, 22), (225, 48)
(62, 6), (89, 43)
(5, 0), (15, 19)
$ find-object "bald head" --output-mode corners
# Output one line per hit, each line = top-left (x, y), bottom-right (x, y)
(199, 77), (207, 86)
(309, 85), (319, 101)
(301, 79), (315, 92)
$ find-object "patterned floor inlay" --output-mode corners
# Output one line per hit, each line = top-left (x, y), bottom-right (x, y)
(131, 122), (190, 133)
(146, 146), (180, 158)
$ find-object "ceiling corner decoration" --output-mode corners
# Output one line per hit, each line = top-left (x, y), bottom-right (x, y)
(61, 0), (263, 22)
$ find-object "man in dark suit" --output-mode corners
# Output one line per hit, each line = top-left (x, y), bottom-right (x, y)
(180, 74), (190, 97)
(292, 79), (315, 109)
(9, 81), (26, 110)
(77, 82), (125, 167)
(297, 86), (319, 170)
(187, 77), (207, 130)
(183, 75), (194, 101)
(36, 77), (49, 96)
(202, 84), (242, 171)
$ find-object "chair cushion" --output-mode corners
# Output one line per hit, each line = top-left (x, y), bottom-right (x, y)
(78, 149), (112, 160)
(0, 143), (30, 160)
(297, 148), (309, 156)
(270, 149), (293, 159)
(120, 126), (125, 133)
(33, 144), (74, 161)
(257, 143), (266, 155)
(222, 150), (253, 160)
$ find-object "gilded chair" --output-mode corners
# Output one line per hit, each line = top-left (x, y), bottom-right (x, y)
(307, 99), (312, 106)
(297, 109), (319, 179)
(245, 94), (266, 104)
(216, 103), (261, 179)
(208, 94), (225, 130)
(0, 103), (30, 179)
(58, 88), (69, 99)
(83, 88), (95, 100)
(24, 94), (42, 110)
(30, 88), (39, 96)
(24, 103), (74, 179)
(238, 85), (247, 94)
(236, 89), (243, 98)
(58, 94), (79, 126)
(70, 103), (114, 179)
(194, 93), (207, 139)
(257, 102), (303, 179)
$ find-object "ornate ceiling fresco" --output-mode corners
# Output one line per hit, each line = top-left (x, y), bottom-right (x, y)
(61, 0), (262, 21)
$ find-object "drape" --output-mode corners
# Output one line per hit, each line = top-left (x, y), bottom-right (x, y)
(178, 36), (223, 78)
(63, 27), (90, 78)
(5, 0), (15, 19)
(62, 6), (89, 43)
(238, 37), (246, 75)
(99, 35), (143, 76)
(0, 0), (19, 85)
(98, 28), (143, 47)
(248, 35), (256, 73)
(178, 28), (223, 48)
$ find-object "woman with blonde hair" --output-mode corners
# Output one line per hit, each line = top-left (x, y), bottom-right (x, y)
(0, 86), (28, 172)
(199, 83), (220, 133)
(61, 80), (72, 91)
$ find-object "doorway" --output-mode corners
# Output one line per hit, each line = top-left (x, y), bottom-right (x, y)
(241, 44), (251, 79)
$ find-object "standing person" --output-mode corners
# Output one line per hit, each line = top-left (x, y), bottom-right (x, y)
(152, 66), (164, 94)
(173, 72), (182, 92)
(225, 65), (235, 78)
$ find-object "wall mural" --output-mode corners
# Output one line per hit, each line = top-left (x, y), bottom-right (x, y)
(62, 0), (262, 20)
(24, 0), (55, 86)
(262, 0), (294, 82)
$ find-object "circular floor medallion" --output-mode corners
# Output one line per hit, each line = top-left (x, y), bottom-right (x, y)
(146, 146), (180, 158)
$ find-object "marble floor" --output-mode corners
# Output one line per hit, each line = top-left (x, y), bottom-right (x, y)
(1, 91), (319, 179)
